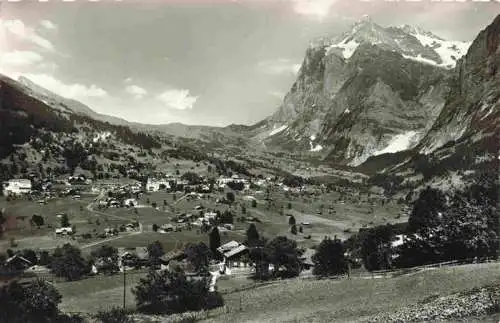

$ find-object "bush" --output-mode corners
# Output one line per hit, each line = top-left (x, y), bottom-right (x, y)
(133, 269), (222, 315)
(0, 279), (62, 323)
(94, 307), (132, 323)
(205, 291), (224, 310)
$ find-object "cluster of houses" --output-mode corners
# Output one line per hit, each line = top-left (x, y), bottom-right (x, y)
(2, 179), (32, 197)
(145, 173), (191, 193)
(146, 174), (259, 194)
(104, 240), (251, 274)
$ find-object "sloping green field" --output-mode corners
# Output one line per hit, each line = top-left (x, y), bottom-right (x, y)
(200, 262), (500, 323)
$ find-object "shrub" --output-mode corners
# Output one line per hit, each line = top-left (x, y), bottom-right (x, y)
(94, 307), (132, 323)
(133, 269), (223, 315)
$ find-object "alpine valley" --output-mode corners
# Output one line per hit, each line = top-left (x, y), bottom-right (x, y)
(1, 15), (498, 188)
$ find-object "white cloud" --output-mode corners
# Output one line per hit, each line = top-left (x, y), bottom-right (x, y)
(21, 73), (108, 100)
(2, 19), (54, 51)
(269, 91), (285, 99)
(291, 0), (337, 20)
(124, 77), (133, 83)
(40, 20), (58, 31)
(257, 59), (301, 75)
(125, 85), (147, 99)
(156, 89), (197, 111)
(1, 50), (43, 67)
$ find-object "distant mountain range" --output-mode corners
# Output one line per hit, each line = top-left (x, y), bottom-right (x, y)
(0, 15), (498, 182)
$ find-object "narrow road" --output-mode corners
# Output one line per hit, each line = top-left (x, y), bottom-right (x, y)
(81, 190), (143, 249)
(80, 231), (141, 249)
(173, 193), (188, 206)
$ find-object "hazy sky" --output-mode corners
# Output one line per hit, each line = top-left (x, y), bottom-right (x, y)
(0, 0), (498, 126)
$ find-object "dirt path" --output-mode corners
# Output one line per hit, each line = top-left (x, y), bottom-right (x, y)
(81, 190), (144, 249)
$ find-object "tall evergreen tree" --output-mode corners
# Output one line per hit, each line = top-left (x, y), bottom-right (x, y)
(209, 227), (221, 255)
(246, 224), (260, 246)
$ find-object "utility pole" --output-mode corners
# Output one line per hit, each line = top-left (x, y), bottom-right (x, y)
(123, 268), (126, 309)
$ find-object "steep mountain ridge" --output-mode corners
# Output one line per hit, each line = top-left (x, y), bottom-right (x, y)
(359, 14), (499, 180)
(258, 18), (460, 166)
(16, 76), (231, 141)
(418, 15), (500, 155)
(0, 74), (163, 180)
(18, 76), (134, 127)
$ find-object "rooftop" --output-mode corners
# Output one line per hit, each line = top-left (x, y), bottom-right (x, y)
(223, 245), (248, 259)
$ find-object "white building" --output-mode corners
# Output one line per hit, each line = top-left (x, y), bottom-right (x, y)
(124, 198), (138, 207)
(204, 211), (217, 221)
(217, 175), (247, 186)
(55, 227), (73, 235)
(2, 179), (32, 196)
(146, 178), (171, 192)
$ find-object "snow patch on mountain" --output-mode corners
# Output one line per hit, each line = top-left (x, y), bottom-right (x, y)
(268, 125), (288, 137)
(373, 131), (421, 156)
(402, 54), (440, 67)
(403, 27), (471, 68)
(327, 38), (360, 59)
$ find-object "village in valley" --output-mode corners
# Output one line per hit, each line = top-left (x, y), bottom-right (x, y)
(0, 156), (415, 310)
(0, 3), (498, 322)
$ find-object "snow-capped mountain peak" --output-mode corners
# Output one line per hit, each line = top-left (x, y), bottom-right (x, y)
(325, 21), (471, 69)
(398, 25), (471, 69)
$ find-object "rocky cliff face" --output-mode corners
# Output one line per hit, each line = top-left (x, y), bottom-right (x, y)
(359, 15), (499, 180)
(418, 14), (500, 155)
(258, 18), (466, 166)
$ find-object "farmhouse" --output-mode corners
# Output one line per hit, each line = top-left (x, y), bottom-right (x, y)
(104, 227), (118, 236)
(146, 177), (171, 192)
(160, 224), (174, 232)
(217, 241), (249, 268)
(161, 249), (187, 265)
(55, 227), (73, 235)
(124, 198), (138, 207)
(391, 234), (406, 248)
(3, 255), (34, 271)
(119, 247), (149, 268)
(299, 249), (315, 270)
(204, 211), (217, 220)
(2, 179), (32, 196)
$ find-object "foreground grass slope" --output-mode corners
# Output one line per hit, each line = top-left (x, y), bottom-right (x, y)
(200, 263), (499, 323)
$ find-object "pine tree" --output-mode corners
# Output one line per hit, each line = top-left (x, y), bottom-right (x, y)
(246, 224), (260, 246)
(209, 227), (221, 255)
